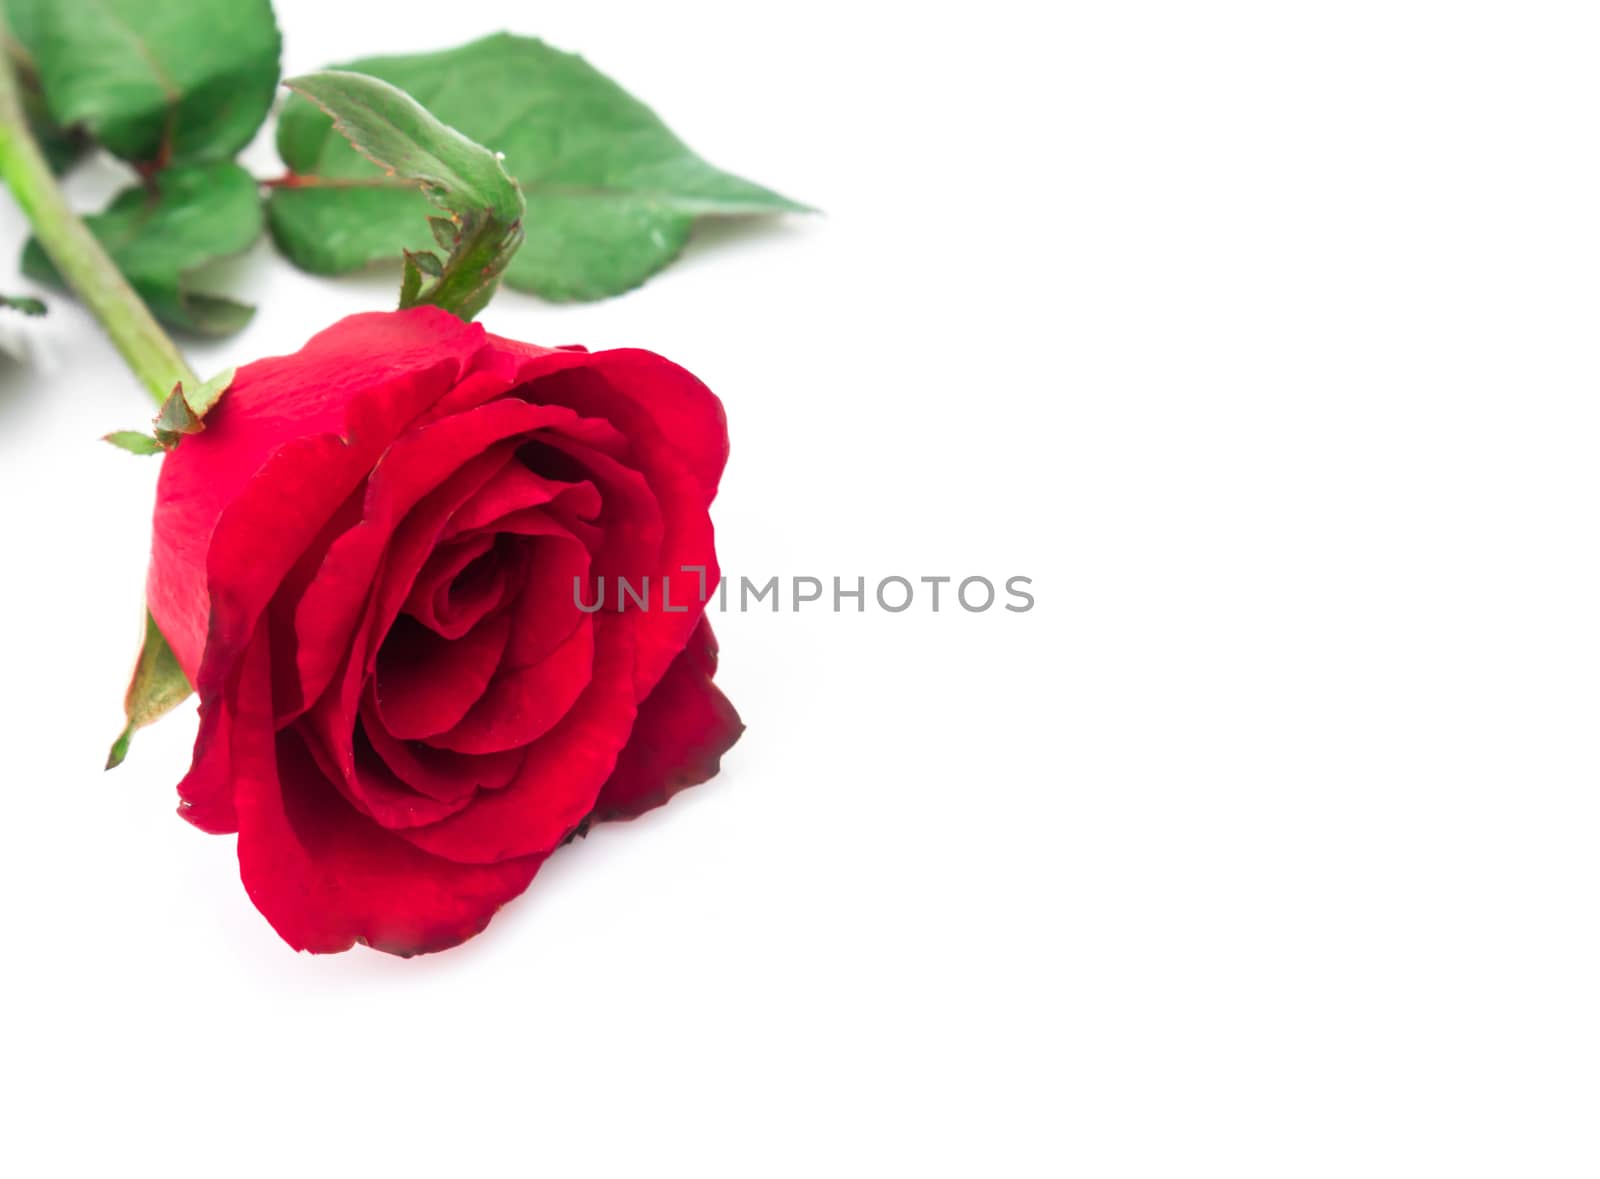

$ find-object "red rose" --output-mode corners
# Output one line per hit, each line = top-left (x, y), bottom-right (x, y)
(147, 308), (743, 955)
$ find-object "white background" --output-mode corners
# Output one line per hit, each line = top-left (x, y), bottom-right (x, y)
(2, 0), (1597, 1174)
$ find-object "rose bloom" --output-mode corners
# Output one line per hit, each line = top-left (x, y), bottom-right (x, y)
(147, 309), (742, 955)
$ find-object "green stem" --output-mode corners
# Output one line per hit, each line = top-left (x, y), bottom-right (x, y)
(0, 21), (194, 403)
(410, 212), (524, 322)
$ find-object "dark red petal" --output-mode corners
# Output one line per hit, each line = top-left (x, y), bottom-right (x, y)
(302, 722), (476, 830)
(493, 523), (591, 668)
(525, 432), (663, 583)
(587, 350), (730, 504)
(515, 366), (722, 701)
(425, 615), (595, 755)
(230, 626), (544, 956)
(360, 695), (525, 800)
(486, 339), (730, 504)
(590, 618), (744, 822)
(396, 617), (637, 863)
(483, 341), (730, 699)
(612, 458), (717, 702)
(302, 447), (516, 786)
(402, 535), (510, 638)
(443, 461), (601, 538)
(371, 611), (514, 739)
(421, 343), (592, 424)
(290, 398), (583, 706)
(420, 521), (593, 754)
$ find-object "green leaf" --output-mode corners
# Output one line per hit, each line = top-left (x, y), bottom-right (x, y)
(106, 611), (191, 769)
(152, 385), (200, 445)
(5, 40), (86, 172)
(23, 162), (263, 336)
(268, 34), (809, 302)
(0, 292), (45, 315)
(280, 69), (525, 320)
(399, 251), (423, 307)
(5, 0), (281, 166)
(30, 110), (82, 173)
(0, 291), (45, 363)
(284, 69), (522, 223)
(30, 114), (82, 172)
(103, 429), (161, 455)
(152, 366), (235, 449)
(185, 365), (234, 417)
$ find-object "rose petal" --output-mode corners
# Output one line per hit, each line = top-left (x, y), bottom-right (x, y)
(232, 625), (544, 956)
(290, 398), (584, 707)
(302, 721), (476, 830)
(396, 617), (637, 863)
(510, 363), (723, 699)
(487, 340), (730, 504)
(402, 535), (510, 638)
(444, 460), (601, 538)
(425, 614), (595, 755)
(268, 488), (367, 721)
(303, 447), (519, 783)
(156, 312), (491, 825)
(520, 433), (662, 586)
(488, 521), (591, 669)
(174, 691), (238, 834)
(360, 691), (525, 800)
(420, 343), (592, 425)
(372, 610), (514, 739)
(417, 520), (594, 754)
(589, 618), (744, 823)
(151, 308), (486, 681)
